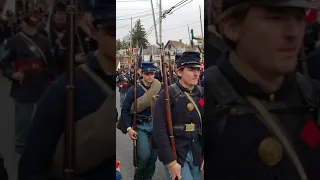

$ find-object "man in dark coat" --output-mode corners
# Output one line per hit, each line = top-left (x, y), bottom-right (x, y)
(18, 1), (116, 179)
(0, 14), (57, 154)
(205, 0), (320, 179)
(153, 52), (204, 180)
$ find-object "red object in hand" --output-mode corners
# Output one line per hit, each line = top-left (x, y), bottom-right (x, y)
(116, 161), (120, 169)
(300, 120), (320, 148)
(198, 98), (204, 106)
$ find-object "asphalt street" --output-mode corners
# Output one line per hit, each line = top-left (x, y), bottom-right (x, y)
(116, 88), (166, 180)
(0, 77), (19, 180)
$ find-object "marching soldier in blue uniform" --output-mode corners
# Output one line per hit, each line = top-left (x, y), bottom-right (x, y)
(117, 69), (130, 108)
(121, 62), (162, 180)
(205, 0), (320, 179)
(0, 14), (57, 154)
(18, 1), (116, 179)
(153, 52), (204, 180)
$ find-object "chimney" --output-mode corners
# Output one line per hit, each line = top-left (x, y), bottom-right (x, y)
(179, 39), (182, 43)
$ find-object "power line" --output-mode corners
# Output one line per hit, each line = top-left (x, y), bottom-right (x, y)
(117, 24), (131, 29)
(117, 12), (155, 20)
(146, 19), (160, 37)
(117, 9), (152, 18)
(170, 0), (194, 14)
(163, 21), (199, 32)
(148, 24), (201, 39)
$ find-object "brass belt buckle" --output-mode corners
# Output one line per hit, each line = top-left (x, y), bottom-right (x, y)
(185, 123), (195, 131)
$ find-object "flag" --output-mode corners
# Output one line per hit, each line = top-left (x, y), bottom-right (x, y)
(137, 40), (143, 68)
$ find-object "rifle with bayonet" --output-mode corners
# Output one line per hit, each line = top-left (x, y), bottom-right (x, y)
(133, 52), (138, 168)
(64, 0), (76, 179)
(160, 48), (178, 169)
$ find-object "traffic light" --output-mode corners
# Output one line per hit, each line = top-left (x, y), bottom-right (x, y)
(126, 49), (129, 55)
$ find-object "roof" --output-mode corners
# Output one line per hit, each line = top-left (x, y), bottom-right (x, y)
(164, 40), (186, 49)
(143, 45), (160, 55)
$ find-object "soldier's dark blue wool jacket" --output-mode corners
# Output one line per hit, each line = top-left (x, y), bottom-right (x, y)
(122, 80), (162, 129)
(153, 82), (204, 167)
(205, 53), (320, 180)
(0, 32), (57, 102)
(18, 54), (115, 180)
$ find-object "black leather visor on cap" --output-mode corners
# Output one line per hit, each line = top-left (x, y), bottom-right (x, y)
(143, 68), (156, 72)
(223, 0), (320, 11)
(180, 61), (202, 68)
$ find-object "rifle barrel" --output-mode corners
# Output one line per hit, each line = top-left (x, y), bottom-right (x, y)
(133, 55), (138, 167)
(64, 0), (76, 179)
(160, 54), (177, 159)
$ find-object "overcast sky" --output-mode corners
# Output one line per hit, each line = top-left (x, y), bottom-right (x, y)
(116, 0), (204, 46)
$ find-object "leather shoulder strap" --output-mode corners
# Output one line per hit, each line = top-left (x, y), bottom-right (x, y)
(205, 66), (246, 105)
(197, 85), (204, 97)
(246, 96), (307, 180)
(296, 73), (317, 107)
(138, 83), (147, 92)
(79, 64), (113, 97)
(19, 32), (47, 64)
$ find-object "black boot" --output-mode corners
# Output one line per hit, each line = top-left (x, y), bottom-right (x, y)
(0, 154), (8, 180)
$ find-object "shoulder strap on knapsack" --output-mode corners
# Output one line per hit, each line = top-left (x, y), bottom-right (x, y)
(196, 85), (204, 97)
(205, 66), (246, 105)
(170, 83), (183, 104)
(296, 73), (318, 107)
(79, 64), (113, 97)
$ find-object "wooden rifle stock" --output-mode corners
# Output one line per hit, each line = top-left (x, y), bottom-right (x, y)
(133, 55), (138, 167)
(160, 54), (177, 159)
(64, 0), (76, 180)
(161, 54), (179, 180)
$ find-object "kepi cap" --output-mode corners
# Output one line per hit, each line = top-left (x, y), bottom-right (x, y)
(141, 62), (157, 73)
(177, 52), (201, 69)
(22, 14), (38, 26)
(175, 53), (182, 64)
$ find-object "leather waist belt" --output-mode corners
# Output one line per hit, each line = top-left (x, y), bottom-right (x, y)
(14, 60), (46, 72)
(173, 124), (201, 132)
(137, 117), (152, 123)
(119, 82), (129, 85)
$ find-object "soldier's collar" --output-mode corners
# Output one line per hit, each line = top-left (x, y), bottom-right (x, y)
(218, 53), (296, 101)
(177, 81), (196, 93)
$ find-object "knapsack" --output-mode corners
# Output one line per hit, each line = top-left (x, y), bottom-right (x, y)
(50, 64), (116, 177)
(169, 83), (204, 105)
(205, 66), (319, 138)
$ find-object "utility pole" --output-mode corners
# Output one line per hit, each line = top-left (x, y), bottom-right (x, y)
(199, 5), (204, 46)
(199, 5), (204, 62)
(130, 17), (132, 52)
(187, 25), (191, 45)
(159, 0), (162, 51)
